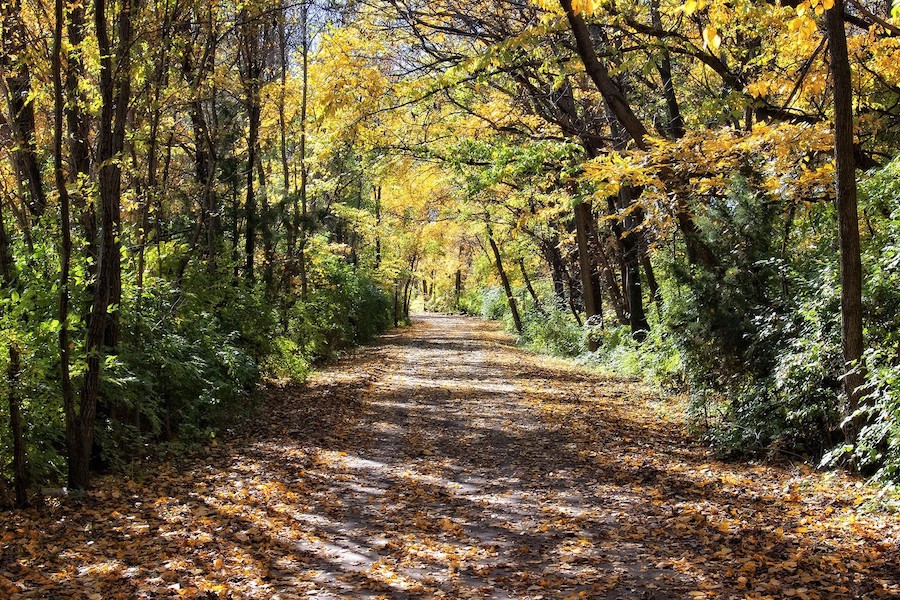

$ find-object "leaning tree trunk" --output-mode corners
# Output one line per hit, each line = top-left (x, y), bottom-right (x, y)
(519, 258), (545, 316)
(560, 0), (720, 272)
(486, 226), (523, 334)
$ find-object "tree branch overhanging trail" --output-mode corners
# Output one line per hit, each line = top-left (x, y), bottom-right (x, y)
(558, 0), (649, 150)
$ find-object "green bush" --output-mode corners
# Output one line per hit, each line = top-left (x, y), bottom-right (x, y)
(661, 180), (843, 457)
(827, 157), (900, 481)
(477, 286), (508, 320)
(1, 219), (78, 487)
(94, 269), (260, 469)
(521, 302), (584, 357)
(0, 220), (396, 495)
(287, 259), (393, 361)
(589, 322), (685, 390)
(262, 337), (311, 382)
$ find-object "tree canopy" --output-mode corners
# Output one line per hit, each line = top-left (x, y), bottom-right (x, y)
(2, 0), (900, 504)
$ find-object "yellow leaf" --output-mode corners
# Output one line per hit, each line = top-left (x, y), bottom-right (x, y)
(703, 25), (722, 52)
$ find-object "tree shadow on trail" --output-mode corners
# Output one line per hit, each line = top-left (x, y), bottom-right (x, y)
(2, 315), (898, 599)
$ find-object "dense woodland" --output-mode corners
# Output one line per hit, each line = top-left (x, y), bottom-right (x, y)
(1, 0), (900, 508)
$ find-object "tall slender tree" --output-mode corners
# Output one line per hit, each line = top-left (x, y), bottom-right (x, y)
(825, 0), (865, 445)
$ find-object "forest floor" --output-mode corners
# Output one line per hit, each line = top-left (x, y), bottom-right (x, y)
(2, 314), (900, 599)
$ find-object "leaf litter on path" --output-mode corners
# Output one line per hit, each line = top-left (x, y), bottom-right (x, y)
(1, 314), (899, 599)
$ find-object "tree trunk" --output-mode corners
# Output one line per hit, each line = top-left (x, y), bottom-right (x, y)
(277, 6), (297, 302)
(53, 0), (75, 501)
(574, 202), (602, 349)
(403, 278), (412, 319)
(650, 0), (685, 139)
(575, 203), (602, 318)
(560, 0), (719, 272)
(6, 346), (27, 507)
(298, 1), (310, 299)
(559, 0), (649, 148)
(240, 9), (261, 283)
(519, 258), (545, 315)
(394, 284), (400, 326)
(0, 187), (27, 508)
(595, 239), (628, 324)
(641, 252), (662, 312)
(561, 247), (585, 325)
(67, 0), (133, 491)
(136, 3), (172, 309)
(826, 0), (866, 444)
(190, 100), (218, 255)
(278, 4), (291, 198)
(543, 239), (567, 307)
(66, 2), (91, 180)
(245, 91), (259, 282)
(258, 156), (275, 290)
(374, 186), (382, 269)
(487, 227), (523, 334)
(65, 0), (98, 296)
(0, 0), (46, 217)
(620, 188), (649, 340)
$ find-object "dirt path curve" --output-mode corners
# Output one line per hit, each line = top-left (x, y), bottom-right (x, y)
(2, 314), (899, 599)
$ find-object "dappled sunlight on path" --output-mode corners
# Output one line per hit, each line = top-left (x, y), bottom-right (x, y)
(2, 314), (899, 598)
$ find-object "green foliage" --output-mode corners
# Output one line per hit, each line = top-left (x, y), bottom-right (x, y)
(179, 264), (280, 363)
(465, 284), (585, 356)
(288, 255), (393, 361)
(829, 158), (900, 481)
(653, 162), (900, 475)
(457, 287), (484, 316)
(1, 218), (78, 488)
(262, 337), (311, 382)
(521, 301), (584, 357)
(663, 181), (843, 457)
(589, 322), (684, 390)
(449, 138), (582, 197)
(87, 261), (260, 471)
(833, 348), (900, 482)
(482, 286), (509, 321)
(0, 210), (395, 497)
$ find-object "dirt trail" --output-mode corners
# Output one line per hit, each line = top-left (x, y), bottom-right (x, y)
(2, 314), (899, 599)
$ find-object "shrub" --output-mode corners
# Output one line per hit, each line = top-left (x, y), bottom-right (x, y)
(827, 157), (900, 481)
(520, 302), (584, 357)
(286, 260), (393, 361)
(589, 321), (685, 390)
(661, 180), (844, 457)
(262, 337), (311, 382)
(478, 286), (508, 320)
